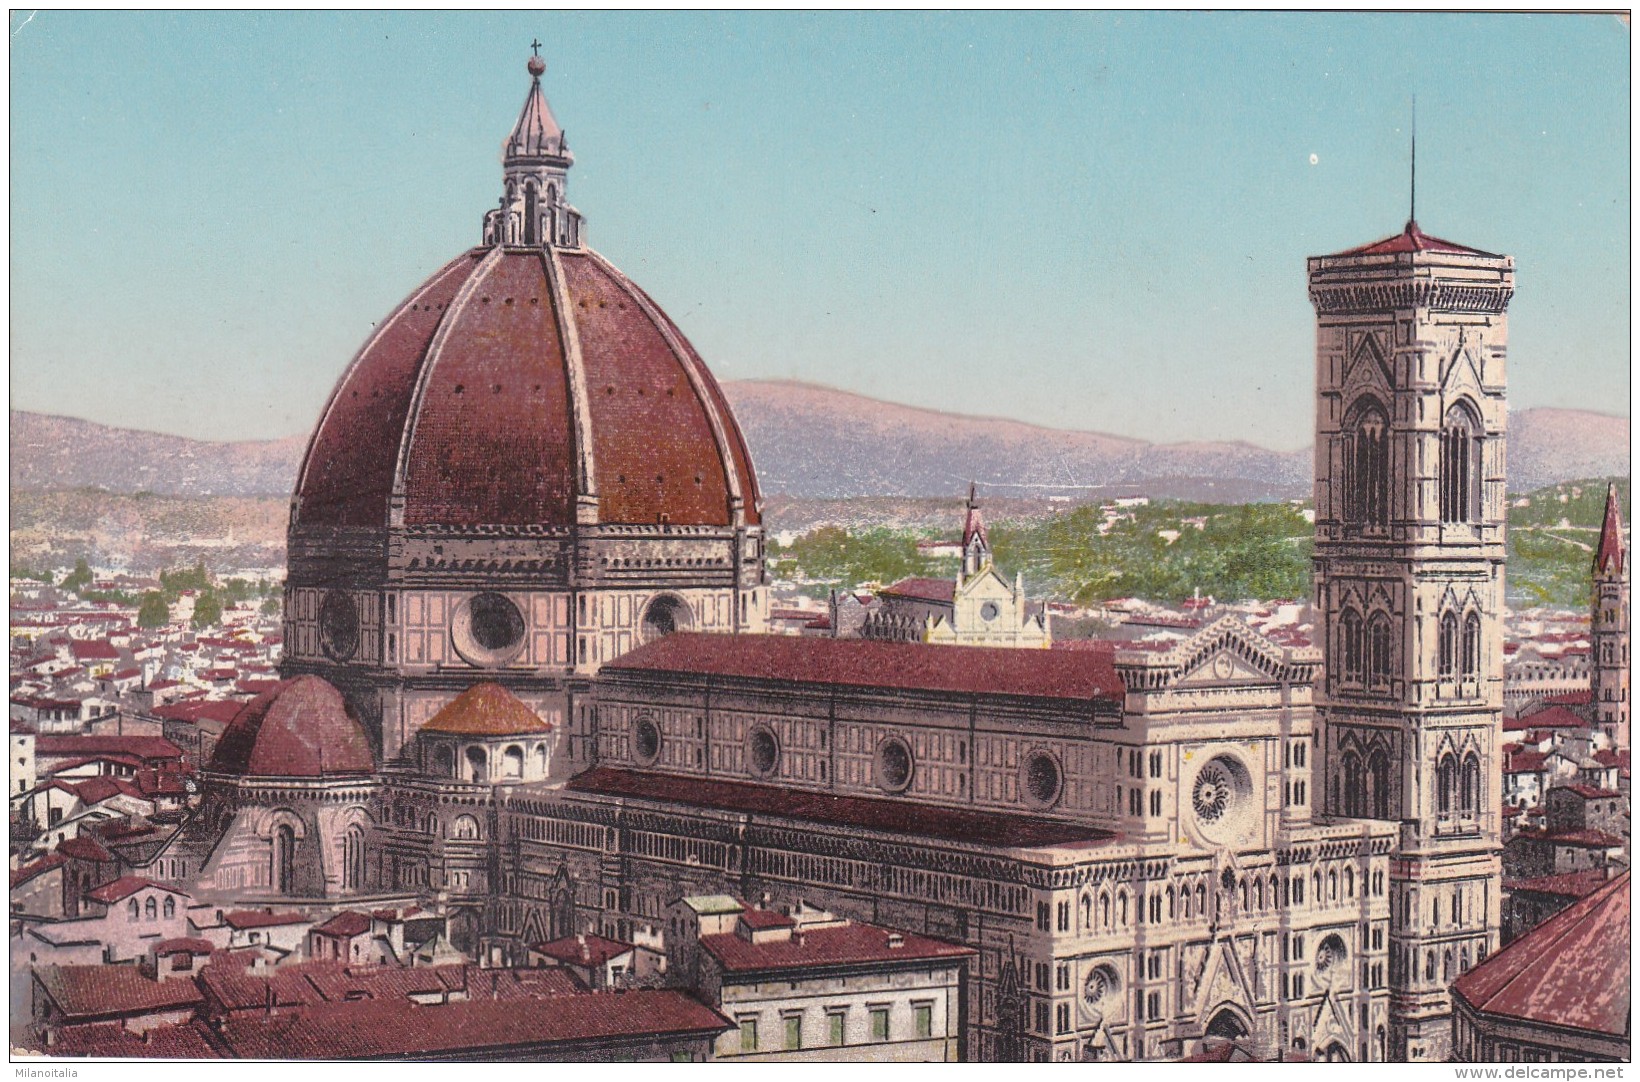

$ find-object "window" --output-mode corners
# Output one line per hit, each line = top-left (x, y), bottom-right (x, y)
(1343, 399), (1389, 527)
(163, 896), (175, 919)
(1341, 750), (1364, 817)
(1036, 901), (1050, 932)
(871, 1007), (890, 1042)
(1056, 964), (1070, 992)
(827, 1011), (846, 1046)
(1149, 789), (1162, 817)
(1437, 754), (1456, 814)
(1057, 901), (1070, 932)
(914, 1003), (933, 1039)
(1341, 608), (1365, 684)
(1146, 991), (1161, 1020)
(1055, 1002), (1071, 1034)
(127, 899), (139, 922)
(1460, 754), (1480, 816)
(1367, 614), (1392, 687)
(784, 1014), (802, 1051)
(1439, 612), (1459, 679)
(1462, 613), (1482, 679)
(738, 1017), (758, 1053)
(1440, 403), (1480, 524)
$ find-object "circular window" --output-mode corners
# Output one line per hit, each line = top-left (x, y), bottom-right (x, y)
(319, 591), (359, 661)
(1081, 965), (1120, 1025)
(1022, 749), (1063, 808)
(747, 726), (779, 779)
(1314, 934), (1348, 990)
(451, 592), (526, 667)
(1190, 754), (1253, 840)
(875, 736), (914, 793)
(981, 601), (1000, 622)
(633, 717), (661, 766)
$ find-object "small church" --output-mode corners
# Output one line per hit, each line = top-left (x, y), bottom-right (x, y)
(844, 486), (1051, 648)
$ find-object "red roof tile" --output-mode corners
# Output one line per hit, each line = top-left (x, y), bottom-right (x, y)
(294, 247), (758, 530)
(1334, 220), (1494, 257)
(36, 735), (183, 761)
(84, 876), (188, 905)
(1542, 689), (1594, 706)
(57, 835), (116, 863)
(41, 1020), (219, 1059)
(1558, 783), (1622, 800)
(530, 934), (633, 967)
(1503, 869), (1614, 900)
(880, 577), (956, 603)
(701, 921), (973, 973)
(311, 911), (373, 938)
(603, 632), (1124, 704)
(223, 909), (311, 930)
(1454, 872), (1629, 1037)
(209, 990), (729, 1059)
(737, 908), (795, 931)
(566, 767), (1119, 850)
(11, 852), (68, 889)
(421, 682), (552, 736)
(1506, 706), (1588, 732)
(209, 676), (374, 778)
(34, 964), (204, 1022)
(154, 937), (217, 956)
(1543, 829), (1627, 849)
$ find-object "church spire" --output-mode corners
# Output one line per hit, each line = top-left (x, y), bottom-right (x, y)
(961, 482), (991, 578)
(1595, 482), (1626, 579)
(482, 46), (584, 249)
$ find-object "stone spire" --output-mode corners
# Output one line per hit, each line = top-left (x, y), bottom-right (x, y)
(1595, 482), (1626, 579)
(483, 46), (584, 249)
(961, 482), (991, 579)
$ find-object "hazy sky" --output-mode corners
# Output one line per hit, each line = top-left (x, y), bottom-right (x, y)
(9, 11), (1630, 449)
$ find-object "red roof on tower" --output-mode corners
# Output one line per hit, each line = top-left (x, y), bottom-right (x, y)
(1595, 482), (1626, 577)
(1334, 220), (1495, 258)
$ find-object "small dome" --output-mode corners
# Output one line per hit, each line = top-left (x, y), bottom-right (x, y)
(210, 676), (375, 777)
(421, 682), (553, 737)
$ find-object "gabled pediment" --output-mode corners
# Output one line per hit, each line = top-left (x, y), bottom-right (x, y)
(1194, 935), (1256, 1018)
(1341, 332), (1393, 403)
(955, 566), (1013, 601)
(1117, 615), (1317, 690)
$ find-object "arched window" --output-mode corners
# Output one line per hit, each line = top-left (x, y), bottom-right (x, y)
(1343, 866), (1355, 898)
(1367, 615), (1392, 687)
(1462, 613), (1482, 679)
(523, 182), (539, 246)
(273, 824), (296, 895)
(145, 897), (157, 921)
(432, 744), (454, 777)
(1167, 887), (1175, 919)
(1343, 400), (1390, 527)
(163, 896), (175, 919)
(1367, 750), (1391, 819)
(1118, 891), (1129, 927)
(502, 745), (524, 779)
(1080, 893), (1092, 930)
(1328, 868), (1338, 901)
(127, 898), (140, 922)
(451, 814), (481, 840)
(1195, 883), (1206, 919)
(1342, 750), (1364, 817)
(1439, 612), (1459, 679)
(1341, 608), (1365, 684)
(1437, 755), (1457, 814)
(1100, 891), (1111, 930)
(344, 825), (367, 891)
(534, 744), (548, 777)
(465, 746), (488, 784)
(1440, 403), (1480, 524)
(1460, 753), (1481, 815)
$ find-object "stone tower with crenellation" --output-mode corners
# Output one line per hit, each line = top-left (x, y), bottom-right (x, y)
(1308, 220), (1514, 1062)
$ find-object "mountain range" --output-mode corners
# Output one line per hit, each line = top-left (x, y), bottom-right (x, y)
(9, 381), (1629, 503)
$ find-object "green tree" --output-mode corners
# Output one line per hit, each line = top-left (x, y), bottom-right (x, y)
(191, 590), (223, 630)
(137, 592), (170, 629)
(260, 595), (281, 616)
(61, 558), (93, 594)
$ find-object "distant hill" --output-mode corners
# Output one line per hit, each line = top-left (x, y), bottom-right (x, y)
(8, 385), (1627, 502)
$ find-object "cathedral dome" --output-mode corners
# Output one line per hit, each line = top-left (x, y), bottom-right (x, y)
(291, 60), (758, 533)
(210, 675), (375, 778)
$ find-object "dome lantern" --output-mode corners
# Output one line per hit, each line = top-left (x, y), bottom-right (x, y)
(483, 45), (583, 249)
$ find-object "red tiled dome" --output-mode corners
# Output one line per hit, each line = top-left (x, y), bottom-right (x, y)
(210, 676), (374, 777)
(292, 246), (760, 531)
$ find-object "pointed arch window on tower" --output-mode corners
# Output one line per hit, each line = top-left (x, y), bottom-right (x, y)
(1340, 608), (1365, 685)
(1460, 753), (1480, 817)
(1462, 612), (1482, 680)
(1438, 611), (1459, 680)
(1441, 404), (1482, 524)
(1366, 614), (1393, 688)
(1436, 754), (1457, 816)
(1367, 749), (1390, 819)
(1341, 750), (1365, 817)
(1342, 401), (1389, 528)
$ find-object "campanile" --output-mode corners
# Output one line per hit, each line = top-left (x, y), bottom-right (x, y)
(1308, 220), (1514, 1061)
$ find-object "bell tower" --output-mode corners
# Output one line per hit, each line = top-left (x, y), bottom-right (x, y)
(1308, 220), (1514, 1061)
(1592, 482), (1629, 747)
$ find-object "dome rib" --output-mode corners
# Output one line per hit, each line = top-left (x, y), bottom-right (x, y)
(587, 249), (747, 526)
(293, 252), (481, 527)
(544, 245), (600, 522)
(390, 246), (506, 524)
